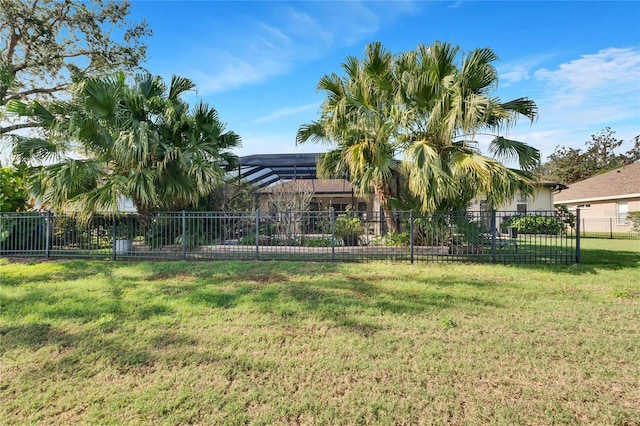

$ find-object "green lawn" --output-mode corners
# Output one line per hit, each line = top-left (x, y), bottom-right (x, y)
(1, 239), (639, 425)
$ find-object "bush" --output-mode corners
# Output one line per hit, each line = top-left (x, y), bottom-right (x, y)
(300, 236), (333, 247)
(413, 218), (448, 246)
(0, 166), (28, 212)
(145, 216), (183, 248)
(628, 211), (640, 233)
(384, 231), (410, 246)
(501, 214), (564, 235)
(0, 213), (47, 251)
(334, 215), (362, 238)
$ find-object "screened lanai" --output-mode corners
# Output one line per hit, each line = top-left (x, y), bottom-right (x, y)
(231, 153), (320, 189)
(230, 153), (373, 212)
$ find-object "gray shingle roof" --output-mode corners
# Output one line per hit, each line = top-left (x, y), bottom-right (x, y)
(554, 162), (640, 203)
(261, 179), (355, 195)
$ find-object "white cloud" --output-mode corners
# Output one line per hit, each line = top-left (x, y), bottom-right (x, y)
(252, 102), (320, 125)
(498, 54), (557, 84)
(496, 47), (640, 159)
(501, 65), (531, 83)
(187, 49), (288, 94)
(181, 2), (412, 95)
(534, 47), (640, 106)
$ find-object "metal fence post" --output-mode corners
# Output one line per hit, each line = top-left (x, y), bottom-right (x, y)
(609, 217), (613, 239)
(331, 210), (335, 262)
(410, 210), (414, 264)
(112, 217), (117, 261)
(491, 208), (497, 263)
(45, 210), (52, 259)
(576, 208), (581, 265)
(182, 210), (187, 260)
(255, 209), (260, 260)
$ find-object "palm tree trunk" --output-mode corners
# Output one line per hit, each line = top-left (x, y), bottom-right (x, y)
(375, 185), (399, 234)
(132, 199), (153, 232)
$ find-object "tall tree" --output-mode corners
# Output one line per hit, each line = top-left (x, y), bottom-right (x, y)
(297, 42), (400, 232)
(298, 41), (540, 220)
(541, 127), (640, 184)
(397, 42), (540, 212)
(0, 0), (150, 136)
(8, 72), (240, 219)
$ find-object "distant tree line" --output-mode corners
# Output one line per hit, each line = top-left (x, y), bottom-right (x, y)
(539, 127), (640, 185)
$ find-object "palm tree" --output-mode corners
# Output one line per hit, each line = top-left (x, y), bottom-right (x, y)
(396, 42), (540, 212)
(299, 41), (540, 227)
(297, 42), (400, 233)
(7, 72), (240, 220)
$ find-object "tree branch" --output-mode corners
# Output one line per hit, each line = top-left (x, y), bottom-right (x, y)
(0, 122), (37, 135)
(12, 49), (104, 73)
(4, 84), (68, 101)
(6, 29), (21, 68)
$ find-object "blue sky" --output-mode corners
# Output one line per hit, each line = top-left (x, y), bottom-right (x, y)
(129, 0), (640, 161)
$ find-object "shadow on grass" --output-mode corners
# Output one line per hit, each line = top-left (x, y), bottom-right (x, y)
(0, 260), (127, 286)
(0, 322), (154, 374)
(2, 259), (505, 342)
(503, 246), (640, 275)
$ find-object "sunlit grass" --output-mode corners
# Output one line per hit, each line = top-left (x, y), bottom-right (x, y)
(1, 239), (639, 425)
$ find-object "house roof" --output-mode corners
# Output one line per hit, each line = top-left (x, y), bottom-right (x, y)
(260, 179), (356, 195)
(541, 181), (568, 191)
(553, 162), (640, 204)
(231, 153), (323, 188)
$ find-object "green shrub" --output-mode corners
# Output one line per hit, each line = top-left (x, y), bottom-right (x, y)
(413, 218), (448, 246)
(334, 215), (362, 238)
(501, 214), (563, 235)
(555, 204), (576, 230)
(300, 236), (333, 247)
(238, 231), (280, 246)
(0, 213), (46, 251)
(384, 231), (410, 246)
(628, 211), (640, 233)
(0, 166), (28, 212)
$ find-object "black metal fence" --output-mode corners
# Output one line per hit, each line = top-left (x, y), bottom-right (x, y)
(0, 209), (579, 264)
(577, 217), (640, 240)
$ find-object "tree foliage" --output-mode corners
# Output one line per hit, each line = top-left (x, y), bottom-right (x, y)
(8, 72), (240, 217)
(0, 164), (29, 211)
(0, 0), (151, 136)
(540, 127), (640, 184)
(298, 41), (540, 216)
(297, 42), (400, 231)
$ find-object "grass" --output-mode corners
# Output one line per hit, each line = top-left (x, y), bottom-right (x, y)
(1, 239), (639, 425)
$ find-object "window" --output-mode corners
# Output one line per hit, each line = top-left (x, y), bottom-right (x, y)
(516, 194), (527, 214)
(617, 202), (628, 225)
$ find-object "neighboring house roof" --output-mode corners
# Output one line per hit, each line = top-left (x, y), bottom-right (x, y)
(553, 162), (640, 204)
(541, 181), (568, 191)
(261, 179), (357, 195)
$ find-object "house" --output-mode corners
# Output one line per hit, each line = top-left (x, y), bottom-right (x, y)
(553, 162), (640, 228)
(238, 153), (569, 238)
(236, 153), (376, 214)
(259, 179), (372, 213)
(469, 182), (566, 213)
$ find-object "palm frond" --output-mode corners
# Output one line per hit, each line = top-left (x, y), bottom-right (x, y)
(489, 136), (541, 171)
(168, 75), (195, 101)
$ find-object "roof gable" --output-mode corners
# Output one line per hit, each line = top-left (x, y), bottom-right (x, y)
(554, 162), (640, 203)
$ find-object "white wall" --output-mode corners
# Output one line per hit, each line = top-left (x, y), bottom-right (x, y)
(469, 187), (555, 212)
